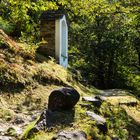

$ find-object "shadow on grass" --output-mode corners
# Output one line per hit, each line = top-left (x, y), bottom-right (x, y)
(24, 109), (75, 139)
(126, 119), (140, 139)
(46, 110), (75, 127)
(0, 83), (25, 94)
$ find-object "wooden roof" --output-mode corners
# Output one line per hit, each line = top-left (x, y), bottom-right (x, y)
(40, 11), (65, 21)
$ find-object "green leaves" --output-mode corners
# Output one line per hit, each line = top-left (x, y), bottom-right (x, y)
(67, 0), (139, 90)
(0, 0), (58, 38)
(0, 0), (139, 92)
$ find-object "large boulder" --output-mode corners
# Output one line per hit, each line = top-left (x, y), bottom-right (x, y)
(48, 87), (80, 111)
(52, 131), (87, 140)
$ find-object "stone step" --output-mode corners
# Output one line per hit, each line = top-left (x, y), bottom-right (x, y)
(82, 96), (99, 102)
(99, 89), (130, 97)
(86, 111), (107, 134)
(82, 97), (102, 107)
(86, 111), (106, 124)
(95, 95), (107, 101)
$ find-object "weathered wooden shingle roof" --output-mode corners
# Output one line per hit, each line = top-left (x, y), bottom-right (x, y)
(41, 11), (64, 21)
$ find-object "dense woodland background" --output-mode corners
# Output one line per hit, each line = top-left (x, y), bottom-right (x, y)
(0, 0), (140, 95)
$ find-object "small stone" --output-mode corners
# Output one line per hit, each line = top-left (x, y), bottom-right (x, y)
(111, 137), (119, 140)
(0, 136), (13, 140)
(13, 117), (24, 124)
(82, 97), (99, 102)
(53, 131), (87, 140)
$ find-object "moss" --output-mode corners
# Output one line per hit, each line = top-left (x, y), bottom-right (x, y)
(27, 131), (55, 140)
(0, 108), (13, 121)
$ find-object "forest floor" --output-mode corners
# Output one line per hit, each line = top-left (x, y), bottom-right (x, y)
(0, 83), (97, 140)
(0, 86), (140, 140)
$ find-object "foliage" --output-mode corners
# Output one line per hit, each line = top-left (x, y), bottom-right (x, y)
(0, 0), (58, 40)
(0, 17), (14, 34)
(1, 2), (140, 138)
(100, 103), (129, 139)
(0, 0), (139, 93)
(66, 0), (140, 92)
(21, 99), (140, 140)
(0, 29), (72, 92)
(21, 119), (38, 139)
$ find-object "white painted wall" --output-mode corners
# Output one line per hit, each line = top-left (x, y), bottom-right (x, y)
(55, 15), (68, 68)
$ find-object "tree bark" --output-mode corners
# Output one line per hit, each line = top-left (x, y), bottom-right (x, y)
(138, 52), (140, 66)
(106, 50), (115, 88)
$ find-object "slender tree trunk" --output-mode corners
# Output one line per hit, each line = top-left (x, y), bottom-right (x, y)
(106, 51), (115, 88)
(97, 62), (105, 89)
(138, 52), (140, 66)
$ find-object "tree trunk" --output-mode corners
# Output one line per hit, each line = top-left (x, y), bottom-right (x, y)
(138, 52), (140, 66)
(106, 51), (115, 88)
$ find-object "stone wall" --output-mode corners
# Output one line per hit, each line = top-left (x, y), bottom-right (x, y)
(40, 20), (55, 57)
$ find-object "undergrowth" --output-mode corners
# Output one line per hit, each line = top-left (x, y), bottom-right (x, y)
(0, 29), (140, 140)
(0, 31), (72, 92)
(21, 101), (140, 140)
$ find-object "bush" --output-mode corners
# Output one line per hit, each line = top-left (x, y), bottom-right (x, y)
(0, 17), (14, 34)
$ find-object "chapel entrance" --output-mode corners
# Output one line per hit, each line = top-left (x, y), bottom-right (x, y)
(60, 20), (68, 67)
(40, 11), (68, 68)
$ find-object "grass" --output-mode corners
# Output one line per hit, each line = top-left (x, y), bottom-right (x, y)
(26, 131), (55, 140)
(21, 99), (140, 140)
(0, 108), (13, 121)
(0, 29), (140, 140)
(106, 95), (140, 125)
(21, 119), (38, 139)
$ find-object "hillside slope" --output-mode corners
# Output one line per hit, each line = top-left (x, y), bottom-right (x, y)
(0, 29), (140, 140)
